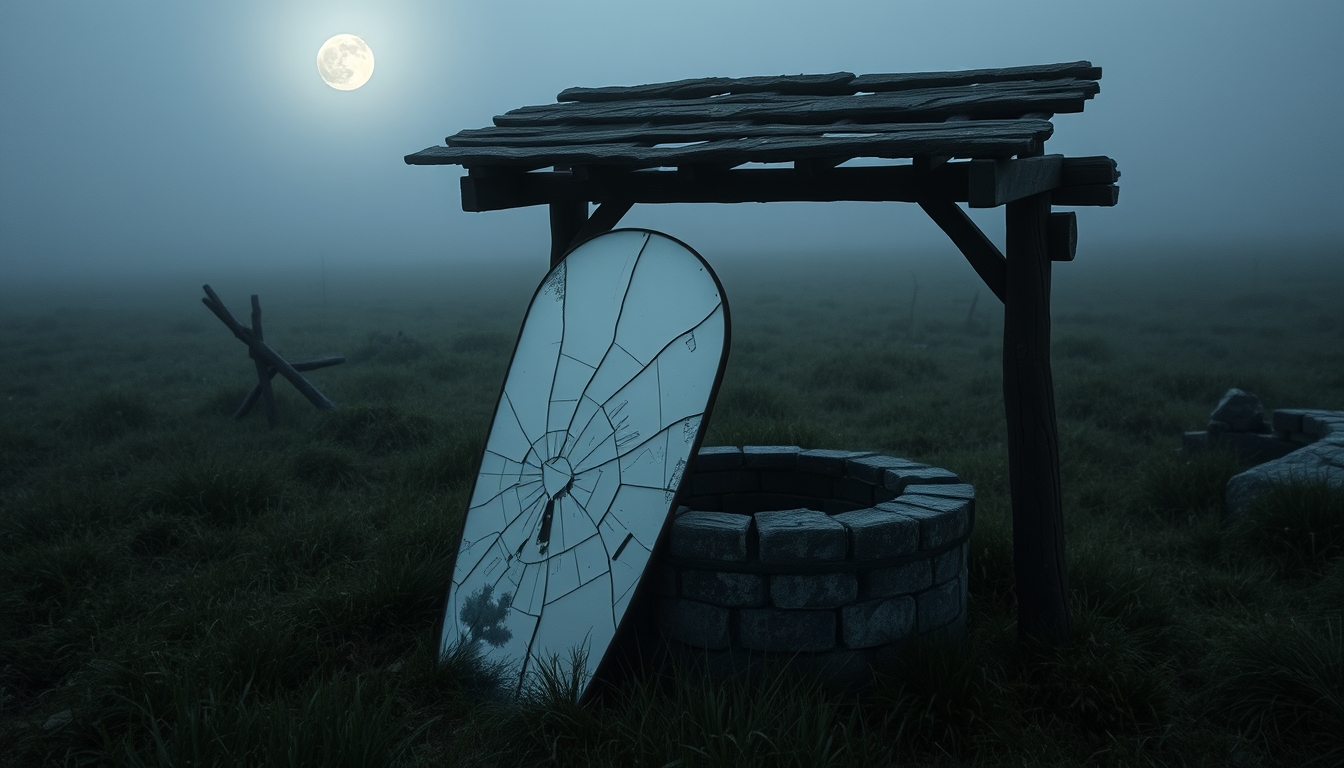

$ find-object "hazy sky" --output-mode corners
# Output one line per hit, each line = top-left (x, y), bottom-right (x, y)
(2, 1), (1341, 283)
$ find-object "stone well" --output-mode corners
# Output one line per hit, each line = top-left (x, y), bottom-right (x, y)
(644, 445), (974, 680)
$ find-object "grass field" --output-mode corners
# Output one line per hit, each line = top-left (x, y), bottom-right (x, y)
(2, 245), (1342, 766)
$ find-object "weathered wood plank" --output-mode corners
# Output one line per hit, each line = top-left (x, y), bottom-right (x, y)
(249, 294), (278, 427)
(1060, 155), (1120, 186)
(446, 118), (1048, 149)
(1050, 184), (1118, 207)
(1002, 191), (1072, 643)
(460, 165), (972, 211)
(412, 120), (1054, 170)
(917, 200), (1006, 303)
(967, 155), (1064, 208)
(558, 72), (857, 102)
(852, 61), (1099, 92)
(494, 79), (1100, 128)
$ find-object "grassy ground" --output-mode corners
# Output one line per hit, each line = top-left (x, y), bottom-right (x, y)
(1, 247), (1341, 767)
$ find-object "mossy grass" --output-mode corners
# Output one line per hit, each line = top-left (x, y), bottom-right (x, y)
(1, 251), (1342, 765)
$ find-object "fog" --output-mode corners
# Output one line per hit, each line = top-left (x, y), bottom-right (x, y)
(2, 1), (1341, 289)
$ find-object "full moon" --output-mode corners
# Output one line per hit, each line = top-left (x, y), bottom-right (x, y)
(317, 34), (374, 91)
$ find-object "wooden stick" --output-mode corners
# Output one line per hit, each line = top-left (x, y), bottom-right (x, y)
(201, 285), (337, 411)
(250, 294), (279, 426)
(549, 199), (588, 267)
(918, 200), (1006, 303)
(232, 357), (346, 421)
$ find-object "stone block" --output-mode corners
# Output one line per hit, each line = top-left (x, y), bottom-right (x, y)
(1208, 387), (1266, 433)
(884, 466), (960, 493)
(738, 608), (835, 652)
(1225, 436), (1344, 516)
(846, 454), (926, 485)
(798, 449), (875, 476)
(770, 572), (857, 608)
(878, 498), (968, 549)
(681, 570), (766, 607)
(670, 511), (752, 561)
(658, 598), (730, 650)
(833, 476), (874, 505)
(1182, 430), (1210, 453)
(932, 543), (963, 585)
(1303, 413), (1344, 439)
(916, 577), (961, 633)
(755, 509), (847, 563)
(864, 560), (931, 598)
(743, 445), (801, 470)
(1272, 409), (1306, 435)
(833, 507), (918, 560)
(696, 445), (743, 471)
(759, 470), (833, 499)
(841, 596), (916, 648)
(904, 483), (975, 501)
(692, 470), (760, 496)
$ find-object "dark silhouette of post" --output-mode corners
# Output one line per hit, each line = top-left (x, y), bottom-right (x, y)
(1003, 191), (1071, 642)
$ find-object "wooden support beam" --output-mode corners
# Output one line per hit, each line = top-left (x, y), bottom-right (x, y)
(464, 164), (969, 212)
(1002, 192), (1071, 644)
(570, 200), (634, 248)
(234, 357), (345, 421)
(549, 198), (588, 267)
(1048, 211), (1077, 262)
(967, 155), (1063, 208)
(918, 200), (1006, 303)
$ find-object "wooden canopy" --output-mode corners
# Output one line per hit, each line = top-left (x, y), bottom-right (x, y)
(406, 61), (1121, 643)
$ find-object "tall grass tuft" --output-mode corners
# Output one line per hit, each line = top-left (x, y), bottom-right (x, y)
(154, 460), (283, 526)
(1228, 476), (1344, 576)
(1142, 448), (1245, 517)
(1202, 617), (1343, 764)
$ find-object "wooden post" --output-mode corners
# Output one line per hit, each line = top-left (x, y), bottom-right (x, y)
(249, 295), (279, 426)
(549, 198), (588, 268)
(1003, 190), (1072, 643)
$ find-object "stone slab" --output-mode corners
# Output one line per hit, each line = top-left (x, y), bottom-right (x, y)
(932, 543), (964, 585)
(658, 598), (730, 650)
(797, 449), (875, 476)
(770, 572), (858, 609)
(903, 482), (976, 501)
(681, 570), (766, 607)
(884, 466), (960, 493)
(755, 508), (847, 562)
(738, 608), (835, 652)
(1225, 435), (1344, 516)
(846, 455), (927, 485)
(878, 498), (968, 548)
(841, 596), (916, 648)
(864, 560), (932, 598)
(832, 507), (918, 560)
(743, 445), (801, 470)
(695, 445), (743, 471)
(670, 511), (752, 561)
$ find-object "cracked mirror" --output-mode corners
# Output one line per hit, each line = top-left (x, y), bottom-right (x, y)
(442, 229), (730, 700)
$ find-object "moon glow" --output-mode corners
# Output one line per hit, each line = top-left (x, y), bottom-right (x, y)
(317, 34), (374, 91)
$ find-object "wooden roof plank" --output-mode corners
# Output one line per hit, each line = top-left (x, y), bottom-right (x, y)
(409, 121), (1053, 170)
(446, 118), (1051, 149)
(493, 79), (1099, 128)
(851, 61), (1100, 92)
(558, 72), (857, 102)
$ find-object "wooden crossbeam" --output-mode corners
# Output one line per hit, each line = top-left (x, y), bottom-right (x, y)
(201, 286), (340, 422)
